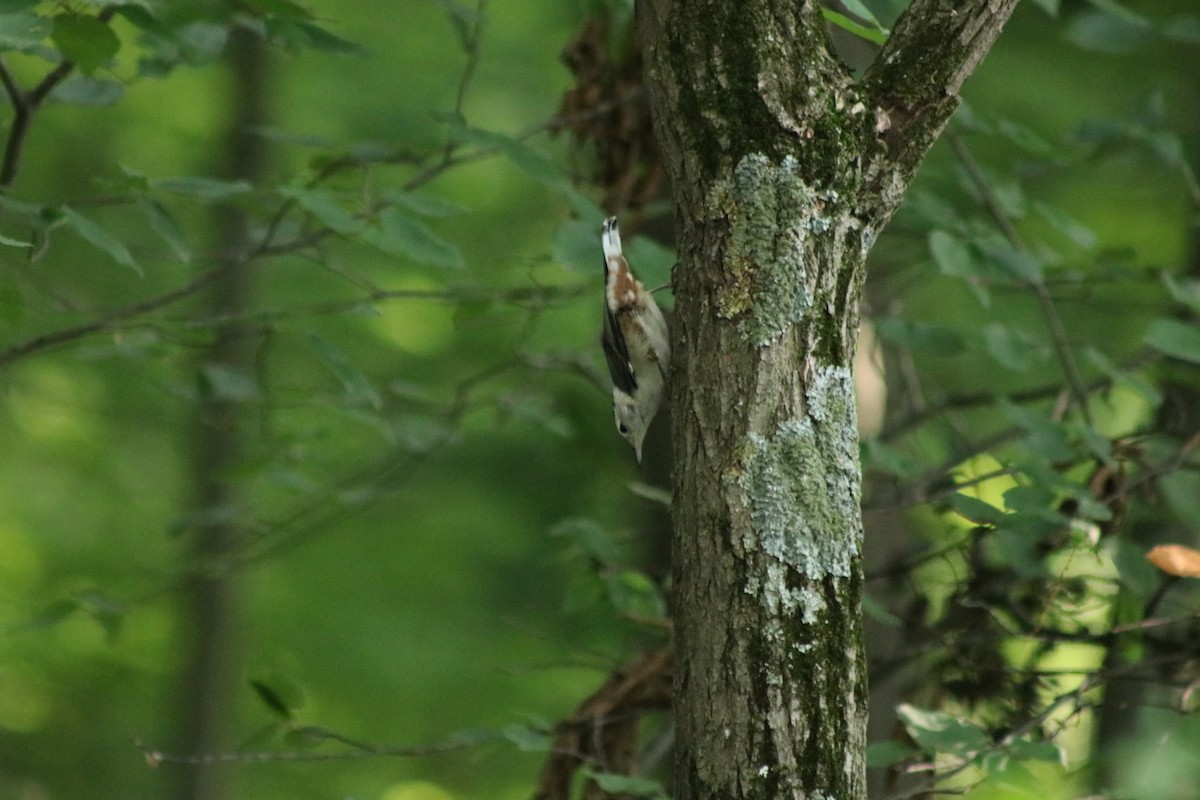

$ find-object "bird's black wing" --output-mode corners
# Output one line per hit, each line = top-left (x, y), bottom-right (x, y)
(601, 304), (637, 394)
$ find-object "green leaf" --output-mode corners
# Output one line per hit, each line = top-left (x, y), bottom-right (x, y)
(502, 724), (552, 753)
(549, 518), (626, 565)
(49, 75), (124, 105)
(242, 0), (315, 18)
(151, 176), (252, 199)
(201, 364), (260, 402)
(1034, 202), (1097, 249)
(442, 121), (597, 212)
(897, 704), (990, 757)
(996, 118), (1057, 157)
(305, 331), (382, 408)
(838, 0), (886, 29)
(978, 237), (1042, 283)
(867, 739), (914, 768)
(553, 218), (601, 272)
(1065, 10), (1154, 54)
(821, 9), (887, 45)
(0, 270), (23, 328)
(61, 206), (140, 274)
(51, 13), (120, 74)
(929, 229), (981, 279)
(1162, 273), (1200, 315)
(138, 197), (191, 262)
(430, 0), (483, 50)
(588, 772), (665, 797)
(278, 185), (364, 235)
(862, 592), (901, 627)
(983, 323), (1039, 371)
(628, 481), (671, 507)
(385, 189), (465, 218)
(362, 207), (464, 269)
(265, 18), (367, 57)
(1084, 346), (1162, 406)
(0, 0), (39, 12)
(0, 12), (49, 50)
(249, 671), (305, 721)
(999, 400), (1075, 461)
(875, 318), (965, 357)
(0, 231), (30, 247)
(951, 493), (1006, 526)
(603, 570), (666, 619)
(1144, 319), (1200, 364)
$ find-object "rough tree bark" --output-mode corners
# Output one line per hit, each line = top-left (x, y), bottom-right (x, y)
(635, 0), (1019, 797)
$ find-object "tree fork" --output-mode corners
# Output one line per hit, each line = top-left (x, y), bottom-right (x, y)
(636, 0), (1019, 797)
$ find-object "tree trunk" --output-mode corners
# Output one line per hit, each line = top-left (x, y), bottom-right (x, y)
(636, 0), (1019, 797)
(173, 28), (270, 800)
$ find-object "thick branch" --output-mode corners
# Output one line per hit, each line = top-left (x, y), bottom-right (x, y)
(860, 0), (1020, 217)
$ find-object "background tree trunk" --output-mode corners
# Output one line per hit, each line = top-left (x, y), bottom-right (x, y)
(637, 0), (1019, 797)
(173, 28), (270, 800)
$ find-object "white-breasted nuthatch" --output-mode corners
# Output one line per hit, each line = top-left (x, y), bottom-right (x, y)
(600, 216), (670, 462)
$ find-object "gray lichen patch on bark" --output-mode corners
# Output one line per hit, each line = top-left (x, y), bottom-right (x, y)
(719, 363), (863, 644)
(734, 364), (861, 581)
(708, 153), (816, 345)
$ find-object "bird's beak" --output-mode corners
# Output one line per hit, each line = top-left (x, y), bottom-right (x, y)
(635, 443), (643, 464)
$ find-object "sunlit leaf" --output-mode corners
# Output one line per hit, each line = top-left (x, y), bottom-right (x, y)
(822, 9), (887, 45)
(897, 704), (990, 756)
(1146, 544), (1200, 578)
(951, 493), (1006, 526)
(589, 771), (666, 797)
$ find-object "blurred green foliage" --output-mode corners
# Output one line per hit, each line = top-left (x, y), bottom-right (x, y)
(0, 0), (1197, 799)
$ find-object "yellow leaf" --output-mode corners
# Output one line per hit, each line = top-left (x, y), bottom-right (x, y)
(1146, 544), (1200, 578)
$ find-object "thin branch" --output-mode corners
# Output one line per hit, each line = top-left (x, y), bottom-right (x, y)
(947, 131), (1094, 425)
(0, 8), (117, 191)
(860, 0), (1022, 219)
(134, 729), (489, 767)
(0, 263), (230, 367)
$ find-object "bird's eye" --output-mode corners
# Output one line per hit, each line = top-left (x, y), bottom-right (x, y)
(618, 423), (629, 435)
